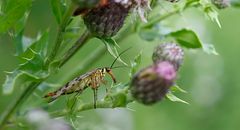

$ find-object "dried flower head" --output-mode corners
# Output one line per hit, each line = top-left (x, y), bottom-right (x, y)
(75, 0), (150, 38)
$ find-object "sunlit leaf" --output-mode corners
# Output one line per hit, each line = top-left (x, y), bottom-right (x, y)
(200, 0), (221, 27)
(0, 0), (32, 34)
(166, 91), (189, 104)
(169, 29), (202, 48)
(2, 69), (44, 94)
(170, 85), (187, 93)
(204, 6), (221, 28)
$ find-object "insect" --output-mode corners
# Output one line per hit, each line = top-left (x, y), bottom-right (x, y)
(44, 48), (129, 108)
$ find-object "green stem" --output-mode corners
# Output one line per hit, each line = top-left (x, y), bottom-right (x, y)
(46, 2), (77, 65)
(142, 0), (197, 29)
(50, 90), (133, 118)
(60, 30), (92, 67)
(0, 82), (41, 128)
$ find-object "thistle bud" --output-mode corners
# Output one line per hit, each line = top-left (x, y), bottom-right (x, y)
(131, 61), (176, 105)
(80, 0), (150, 38)
(152, 43), (184, 71)
(83, 1), (130, 38)
(211, 0), (230, 9)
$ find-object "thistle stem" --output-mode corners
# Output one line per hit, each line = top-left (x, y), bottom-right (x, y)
(46, 2), (78, 65)
(60, 30), (92, 67)
(50, 90), (133, 118)
(0, 82), (41, 128)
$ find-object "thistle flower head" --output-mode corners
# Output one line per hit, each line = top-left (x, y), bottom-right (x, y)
(155, 61), (176, 81)
(152, 43), (184, 71)
(211, 0), (230, 9)
(82, 0), (150, 38)
(131, 61), (176, 105)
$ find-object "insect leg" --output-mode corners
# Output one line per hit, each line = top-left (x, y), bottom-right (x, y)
(93, 88), (98, 109)
(68, 86), (89, 111)
(70, 91), (82, 111)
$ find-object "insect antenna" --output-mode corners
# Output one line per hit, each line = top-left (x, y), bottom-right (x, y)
(110, 47), (132, 69)
(111, 65), (131, 70)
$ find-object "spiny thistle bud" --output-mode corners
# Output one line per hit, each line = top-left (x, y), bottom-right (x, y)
(152, 43), (184, 71)
(211, 0), (230, 9)
(76, 0), (150, 38)
(131, 61), (176, 105)
(83, 1), (130, 38)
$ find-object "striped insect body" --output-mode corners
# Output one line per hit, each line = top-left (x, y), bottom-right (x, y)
(44, 48), (129, 108)
(44, 67), (115, 103)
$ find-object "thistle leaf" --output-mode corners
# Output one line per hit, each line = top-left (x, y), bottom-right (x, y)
(169, 29), (202, 49)
(166, 91), (189, 105)
(102, 38), (128, 66)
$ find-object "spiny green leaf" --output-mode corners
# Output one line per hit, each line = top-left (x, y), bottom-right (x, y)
(200, 0), (221, 27)
(3, 53), (48, 94)
(51, 0), (65, 24)
(0, 0), (32, 34)
(204, 6), (221, 27)
(166, 91), (189, 104)
(102, 38), (128, 66)
(129, 52), (142, 78)
(3, 70), (43, 94)
(19, 31), (49, 62)
(171, 85), (187, 93)
(169, 29), (202, 48)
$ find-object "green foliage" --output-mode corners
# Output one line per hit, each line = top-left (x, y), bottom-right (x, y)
(200, 0), (221, 27)
(0, 0), (32, 34)
(166, 85), (189, 104)
(166, 91), (189, 104)
(3, 31), (49, 94)
(0, 0), (236, 129)
(51, 0), (66, 24)
(169, 29), (202, 48)
(231, 0), (240, 8)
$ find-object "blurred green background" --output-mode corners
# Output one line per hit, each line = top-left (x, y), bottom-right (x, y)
(1, 0), (240, 130)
